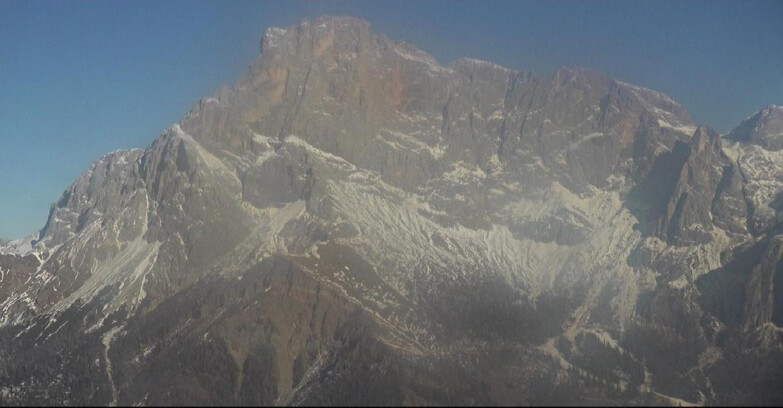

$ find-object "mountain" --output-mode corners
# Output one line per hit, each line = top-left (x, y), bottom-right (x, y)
(1, 16), (781, 405)
(727, 105), (783, 150)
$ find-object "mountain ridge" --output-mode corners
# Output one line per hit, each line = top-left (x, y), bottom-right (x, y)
(1, 16), (782, 406)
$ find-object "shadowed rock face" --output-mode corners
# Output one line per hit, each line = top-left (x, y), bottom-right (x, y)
(1, 16), (782, 406)
(629, 126), (739, 245)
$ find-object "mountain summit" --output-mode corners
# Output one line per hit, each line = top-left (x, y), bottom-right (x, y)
(1, 16), (781, 406)
(727, 105), (783, 150)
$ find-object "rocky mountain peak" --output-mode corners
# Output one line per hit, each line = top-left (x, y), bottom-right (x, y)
(260, 16), (374, 56)
(727, 104), (783, 150)
(691, 125), (721, 154)
(1, 15), (782, 407)
(185, 17), (703, 197)
(38, 149), (145, 248)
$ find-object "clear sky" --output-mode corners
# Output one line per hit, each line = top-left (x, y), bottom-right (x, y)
(1, 1), (781, 238)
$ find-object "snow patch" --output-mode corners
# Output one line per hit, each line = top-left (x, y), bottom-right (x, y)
(657, 119), (697, 136)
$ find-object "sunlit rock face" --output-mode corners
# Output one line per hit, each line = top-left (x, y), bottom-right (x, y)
(0, 16), (781, 406)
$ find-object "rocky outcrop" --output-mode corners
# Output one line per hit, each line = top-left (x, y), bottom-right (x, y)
(628, 125), (747, 245)
(698, 234), (783, 330)
(721, 106), (783, 236)
(652, 127), (729, 245)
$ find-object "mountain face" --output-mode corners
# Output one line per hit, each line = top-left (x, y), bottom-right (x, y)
(1, 16), (781, 406)
(727, 105), (783, 151)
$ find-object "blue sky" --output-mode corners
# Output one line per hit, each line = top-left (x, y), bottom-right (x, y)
(1, 1), (782, 238)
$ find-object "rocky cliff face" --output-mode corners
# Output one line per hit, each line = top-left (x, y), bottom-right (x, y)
(0, 16), (781, 406)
